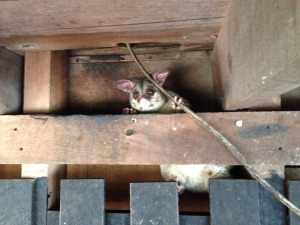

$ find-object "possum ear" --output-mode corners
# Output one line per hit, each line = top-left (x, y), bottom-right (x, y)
(114, 79), (134, 92)
(152, 68), (170, 85)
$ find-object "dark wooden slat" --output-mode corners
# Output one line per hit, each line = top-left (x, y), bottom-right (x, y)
(210, 180), (260, 225)
(130, 182), (179, 225)
(47, 211), (59, 225)
(211, 0), (300, 110)
(106, 212), (130, 225)
(179, 215), (209, 225)
(60, 179), (105, 225)
(259, 173), (286, 225)
(288, 181), (300, 225)
(0, 47), (23, 114)
(0, 178), (47, 225)
(0, 112), (300, 165)
(33, 177), (48, 225)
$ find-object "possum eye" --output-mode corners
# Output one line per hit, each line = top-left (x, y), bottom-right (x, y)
(147, 88), (155, 97)
(132, 91), (139, 100)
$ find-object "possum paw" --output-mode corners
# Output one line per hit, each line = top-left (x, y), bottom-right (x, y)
(172, 96), (183, 110)
(123, 108), (137, 114)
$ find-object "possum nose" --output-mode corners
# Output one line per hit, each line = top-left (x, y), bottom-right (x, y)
(139, 98), (151, 108)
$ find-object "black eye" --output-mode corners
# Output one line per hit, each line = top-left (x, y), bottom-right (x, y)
(147, 88), (155, 96)
(133, 91), (139, 99)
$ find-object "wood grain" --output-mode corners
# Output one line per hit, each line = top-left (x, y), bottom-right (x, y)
(0, 47), (23, 114)
(24, 51), (68, 113)
(211, 0), (300, 110)
(0, 0), (228, 52)
(0, 112), (299, 165)
(0, 0), (227, 36)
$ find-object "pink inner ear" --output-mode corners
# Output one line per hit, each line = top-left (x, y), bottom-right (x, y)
(152, 68), (170, 85)
(114, 80), (134, 92)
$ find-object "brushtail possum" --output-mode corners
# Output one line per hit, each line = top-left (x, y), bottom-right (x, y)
(114, 68), (231, 193)
(114, 68), (188, 113)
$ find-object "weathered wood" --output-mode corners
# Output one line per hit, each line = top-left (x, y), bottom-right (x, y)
(24, 51), (68, 113)
(0, 47), (23, 114)
(60, 179), (105, 225)
(211, 0), (300, 110)
(288, 181), (300, 224)
(259, 173), (286, 225)
(130, 182), (179, 225)
(0, 178), (47, 225)
(0, 112), (299, 165)
(70, 51), (209, 63)
(210, 180), (261, 225)
(0, 0), (228, 51)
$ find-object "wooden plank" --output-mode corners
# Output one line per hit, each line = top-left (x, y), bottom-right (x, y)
(0, 112), (299, 165)
(211, 0), (300, 110)
(0, 47), (23, 114)
(130, 182), (179, 225)
(259, 173), (286, 225)
(288, 181), (300, 225)
(24, 51), (68, 113)
(0, 0), (228, 51)
(209, 180), (260, 225)
(60, 179), (105, 225)
(0, 178), (47, 225)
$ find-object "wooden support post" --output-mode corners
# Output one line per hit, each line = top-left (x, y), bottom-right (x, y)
(22, 50), (68, 209)
(211, 0), (300, 110)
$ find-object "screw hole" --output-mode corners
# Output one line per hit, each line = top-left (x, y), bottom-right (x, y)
(125, 129), (134, 136)
(278, 147), (282, 151)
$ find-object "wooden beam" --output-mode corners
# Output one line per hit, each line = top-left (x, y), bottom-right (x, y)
(0, 47), (23, 114)
(0, 112), (299, 165)
(0, 0), (228, 52)
(211, 0), (300, 110)
(23, 50), (68, 209)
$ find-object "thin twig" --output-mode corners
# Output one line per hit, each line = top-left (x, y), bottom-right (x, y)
(126, 43), (300, 216)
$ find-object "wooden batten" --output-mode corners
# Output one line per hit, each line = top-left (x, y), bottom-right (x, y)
(0, 112), (299, 167)
(211, 0), (300, 110)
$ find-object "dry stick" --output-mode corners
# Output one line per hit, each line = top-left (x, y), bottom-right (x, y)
(126, 43), (300, 216)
